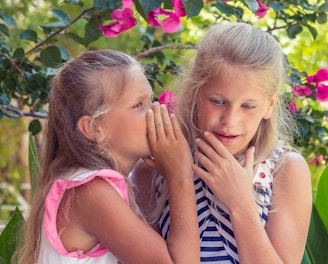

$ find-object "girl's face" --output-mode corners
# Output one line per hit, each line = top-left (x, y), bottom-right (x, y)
(99, 67), (153, 174)
(197, 69), (276, 156)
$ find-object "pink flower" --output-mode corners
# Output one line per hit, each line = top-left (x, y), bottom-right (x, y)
(309, 155), (324, 165)
(306, 68), (328, 83)
(316, 83), (328, 102)
(158, 90), (177, 114)
(292, 85), (312, 97)
(288, 100), (297, 114)
(256, 0), (269, 18)
(98, 8), (137, 37)
(147, 0), (186, 33)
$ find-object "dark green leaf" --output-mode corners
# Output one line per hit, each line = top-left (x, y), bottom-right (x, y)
(132, 0), (147, 19)
(56, 45), (71, 62)
(0, 94), (10, 105)
(84, 16), (103, 46)
(51, 8), (71, 25)
(287, 23), (302, 39)
(138, 0), (163, 14)
(306, 25), (318, 40)
(304, 206), (328, 263)
(315, 166), (328, 233)
(319, 1), (328, 11)
(19, 29), (38, 42)
(40, 46), (62, 68)
(0, 23), (10, 37)
(0, 208), (24, 264)
(317, 13), (327, 24)
(215, 1), (236, 16)
(93, 0), (119, 11)
(28, 133), (41, 194)
(0, 11), (16, 27)
(183, 0), (204, 18)
(28, 120), (42, 136)
(269, 2), (285, 13)
(12, 48), (25, 59)
(65, 32), (85, 46)
(245, 0), (259, 12)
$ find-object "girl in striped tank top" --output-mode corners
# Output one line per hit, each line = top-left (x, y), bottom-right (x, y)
(131, 22), (312, 263)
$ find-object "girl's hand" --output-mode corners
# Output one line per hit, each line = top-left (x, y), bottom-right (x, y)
(192, 131), (255, 210)
(144, 102), (193, 181)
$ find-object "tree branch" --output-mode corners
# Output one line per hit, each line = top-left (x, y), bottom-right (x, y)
(1, 104), (47, 119)
(137, 44), (197, 59)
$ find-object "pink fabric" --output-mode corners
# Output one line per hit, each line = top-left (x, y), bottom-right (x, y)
(44, 169), (129, 258)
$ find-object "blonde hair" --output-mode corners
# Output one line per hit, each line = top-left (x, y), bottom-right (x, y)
(149, 22), (296, 224)
(12, 49), (145, 264)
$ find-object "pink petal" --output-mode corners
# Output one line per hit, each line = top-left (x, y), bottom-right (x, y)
(316, 83), (328, 102)
(158, 90), (177, 114)
(292, 85), (312, 97)
(98, 22), (122, 37)
(256, 0), (269, 18)
(122, 0), (134, 9)
(172, 0), (186, 17)
(307, 68), (328, 83)
(288, 101), (297, 114)
(162, 13), (181, 33)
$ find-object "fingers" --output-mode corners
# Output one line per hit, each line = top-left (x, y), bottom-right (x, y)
(149, 102), (174, 141)
(244, 146), (255, 174)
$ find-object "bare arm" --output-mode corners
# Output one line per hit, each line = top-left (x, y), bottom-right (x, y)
(193, 132), (312, 264)
(61, 103), (199, 264)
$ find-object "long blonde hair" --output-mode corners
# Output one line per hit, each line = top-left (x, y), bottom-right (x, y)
(149, 22), (296, 224)
(12, 49), (144, 264)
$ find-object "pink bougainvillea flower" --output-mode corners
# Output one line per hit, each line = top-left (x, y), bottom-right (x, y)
(316, 83), (328, 102)
(158, 90), (177, 114)
(309, 155), (324, 165)
(98, 7), (137, 38)
(288, 100), (297, 114)
(292, 85), (312, 97)
(122, 0), (134, 8)
(255, 0), (269, 18)
(147, 0), (186, 33)
(306, 68), (328, 83)
(173, 0), (186, 17)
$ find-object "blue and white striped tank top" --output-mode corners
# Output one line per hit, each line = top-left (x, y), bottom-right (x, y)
(155, 147), (288, 263)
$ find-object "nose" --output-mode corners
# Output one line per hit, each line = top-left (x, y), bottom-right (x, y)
(220, 106), (239, 127)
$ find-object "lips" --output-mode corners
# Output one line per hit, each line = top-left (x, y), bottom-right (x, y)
(215, 132), (239, 143)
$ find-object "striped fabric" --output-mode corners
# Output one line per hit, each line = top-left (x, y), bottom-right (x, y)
(155, 147), (288, 263)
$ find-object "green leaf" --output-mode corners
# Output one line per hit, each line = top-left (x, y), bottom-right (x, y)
(51, 8), (71, 25)
(319, 1), (328, 11)
(19, 29), (38, 42)
(303, 206), (328, 263)
(315, 165), (328, 233)
(306, 25), (318, 40)
(40, 46), (62, 68)
(215, 1), (236, 16)
(42, 21), (68, 29)
(245, 0), (259, 12)
(132, 0), (147, 19)
(93, 0), (119, 11)
(287, 23), (303, 39)
(84, 16), (103, 46)
(183, 0), (204, 18)
(12, 48), (25, 59)
(0, 11), (16, 27)
(28, 119), (42, 136)
(138, 0), (163, 14)
(317, 13), (327, 24)
(0, 208), (24, 264)
(0, 23), (10, 37)
(65, 32), (85, 46)
(28, 133), (41, 194)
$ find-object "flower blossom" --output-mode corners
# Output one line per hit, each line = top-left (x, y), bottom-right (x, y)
(292, 85), (312, 97)
(288, 100), (297, 114)
(147, 0), (186, 33)
(158, 90), (177, 114)
(306, 68), (328, 102)
(309, 155), (324, 165)
(316, 83), (328, 102)
(98, 0), (137, 38)
(255, 0), (269, 18)
(306, 68), (328, 83)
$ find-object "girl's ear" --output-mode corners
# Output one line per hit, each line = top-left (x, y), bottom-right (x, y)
(263, 92), (279, 119)
(77, 115), (97, 141)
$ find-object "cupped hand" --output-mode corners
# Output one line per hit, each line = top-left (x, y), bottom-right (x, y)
(144, 102), (193, 181)
(192, 131), (255, 210)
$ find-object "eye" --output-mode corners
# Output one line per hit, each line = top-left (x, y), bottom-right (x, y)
(242, 103), (255, 109)
(133, 102), (143, 109)
(209, 98), (225, 105)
